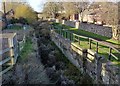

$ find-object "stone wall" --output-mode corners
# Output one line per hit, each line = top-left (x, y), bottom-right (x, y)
(62, 20), (112, 38)
(50, 29), (120, 84)
(79, 23), (112, 38)
(64, 20), (76, 27)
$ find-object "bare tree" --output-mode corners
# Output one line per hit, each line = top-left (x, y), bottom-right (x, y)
(42, 2), (60, 18)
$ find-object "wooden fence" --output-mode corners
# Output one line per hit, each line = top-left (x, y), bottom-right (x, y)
(53, 27), (120, 61)
(0, 33), (25, 75)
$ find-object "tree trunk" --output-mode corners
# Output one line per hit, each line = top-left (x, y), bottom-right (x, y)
(112, 25), (120, 40)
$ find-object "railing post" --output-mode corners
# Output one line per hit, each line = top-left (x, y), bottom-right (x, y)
(73, 33), (75, 42)
(8, 38), (14, 65)
(78, 36), (80, 45)
(82, 49), (87, 73)
(108, 48), (112, 60)
(96, 42), (98, 53)
(60, 29), (61, 35)
(70, 32), (72, 41)
(66, 31), (67, 38)
(62, 30), (64, 37)
(89, 39), (92, 49)
(64, 30), (65, 38)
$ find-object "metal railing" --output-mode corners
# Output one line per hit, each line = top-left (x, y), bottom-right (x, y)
(53, 27), (120, 61)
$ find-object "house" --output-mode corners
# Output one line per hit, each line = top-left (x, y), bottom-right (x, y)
(0, 11), (6, 29)
(69, 8), (105, 25)
(37, 12), (43, 19)
(5, 9), (14, 24)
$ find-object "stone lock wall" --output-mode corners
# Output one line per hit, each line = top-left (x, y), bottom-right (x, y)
(50, 29), (120, 85)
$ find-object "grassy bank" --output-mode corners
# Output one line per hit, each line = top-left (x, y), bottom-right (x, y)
(20, 37), (33, 61)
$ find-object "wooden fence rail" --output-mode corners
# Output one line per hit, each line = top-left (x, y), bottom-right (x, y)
(0, 33), (26, 75)
(53, 27), (120, 61)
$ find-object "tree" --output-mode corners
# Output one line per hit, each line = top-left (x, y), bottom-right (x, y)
(100, 2), (119, 40)
(75, 2), (89, 21)
(15, 4), (37, 24)
(62, 2), (77, 18)
(42, 2), (60, 18)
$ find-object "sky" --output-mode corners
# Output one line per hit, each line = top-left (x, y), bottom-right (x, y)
(0, 0), (119, 12)
(27, 0), (46, 12)
(0, 0), (46, 12)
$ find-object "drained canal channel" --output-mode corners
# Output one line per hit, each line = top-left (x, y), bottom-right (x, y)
(2, 20), (93, 85)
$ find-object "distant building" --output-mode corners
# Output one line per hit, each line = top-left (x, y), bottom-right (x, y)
(37, 12), (43, 19)
(69, 8), (105, 25)
(0, 11), (6, 29)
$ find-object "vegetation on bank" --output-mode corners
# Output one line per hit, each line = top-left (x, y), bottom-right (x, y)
(20, 37), (33, 61)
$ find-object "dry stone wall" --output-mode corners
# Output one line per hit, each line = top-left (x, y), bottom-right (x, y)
(61, 20), (112, 38)
(79, 23), (112, 38)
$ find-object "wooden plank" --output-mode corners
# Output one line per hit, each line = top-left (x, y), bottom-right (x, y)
(0, 57), (11, 65)
(0, 66), (13, 76)
(71, 43), (83, 51)
(111, 53), (119, 60)
(0, 33), (16, 38)
(87, 54), (95, 61)
(107, 52), (119, 60)
(0, 47), (13, 55)
(74, 38), (79, 42)
(87, 49), (96, 56)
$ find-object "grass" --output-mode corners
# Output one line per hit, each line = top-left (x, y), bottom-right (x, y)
(7, 24), (32, 30)
(20, 37), (33, 61)
(52, 23), (120, 66)
(7, 25), (23, 30)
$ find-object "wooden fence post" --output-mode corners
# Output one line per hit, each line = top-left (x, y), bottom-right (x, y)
(89, 39), (92, 49)
(60, 29), (61, 35)
(96, 42), (98, 53)
(78, 37), (80, 45)
(82, 49), (87, 73)
(108, 48), (112, 60)
(66, 31), (67, 38)
(73, 34), (75, 42)
(69, 32), (71, 41)
(8, 38), (14, 65)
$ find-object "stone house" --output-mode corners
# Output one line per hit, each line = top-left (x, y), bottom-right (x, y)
(69, 8), (105, 25)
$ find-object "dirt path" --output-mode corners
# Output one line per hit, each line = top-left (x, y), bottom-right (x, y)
(25, 36), (49, 84)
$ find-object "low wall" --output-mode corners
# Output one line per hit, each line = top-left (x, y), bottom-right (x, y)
(61, 20), (112, 38)
(79, 23), (112, 38)
(64, 20), (76, 27)
(50, 29), (120, 84)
